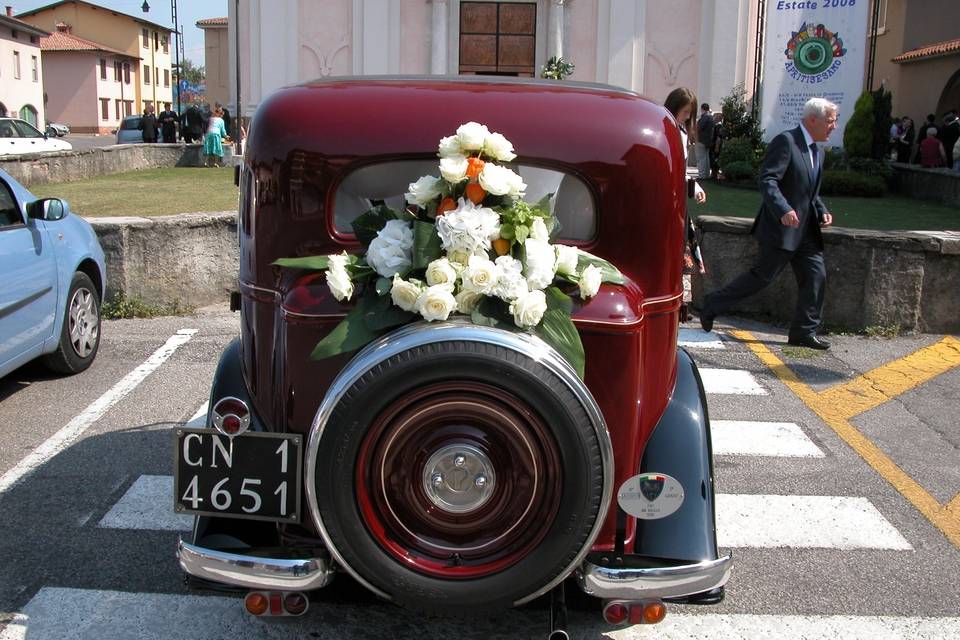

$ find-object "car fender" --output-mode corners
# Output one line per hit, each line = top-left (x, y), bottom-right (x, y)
(633, 348), (721, 562)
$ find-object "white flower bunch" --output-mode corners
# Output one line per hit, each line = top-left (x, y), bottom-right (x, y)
(437, 122), (517, 163)
(367, 219), (414, 278)
(435, 199), (501, 258)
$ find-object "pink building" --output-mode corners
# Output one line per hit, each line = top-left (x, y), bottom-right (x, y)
(0, 9), (48, 126)
(40, 24), (139, 134)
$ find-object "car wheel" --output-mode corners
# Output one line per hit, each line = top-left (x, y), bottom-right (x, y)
(312, 337), (606, 615)
(43, 272), (101, 374)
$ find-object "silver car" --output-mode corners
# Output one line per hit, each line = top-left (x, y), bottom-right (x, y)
(115, 115), (144, 144)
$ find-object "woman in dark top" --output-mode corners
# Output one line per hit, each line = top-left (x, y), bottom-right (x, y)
(896, 117), (915, 163)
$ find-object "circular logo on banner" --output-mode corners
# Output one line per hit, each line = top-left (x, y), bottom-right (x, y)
(784, 22), (847, 81)
(617, 473), (685, 520)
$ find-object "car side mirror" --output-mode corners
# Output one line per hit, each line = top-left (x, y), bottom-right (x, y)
(28, 197), (68, 221)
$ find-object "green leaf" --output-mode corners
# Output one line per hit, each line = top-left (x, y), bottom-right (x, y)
(272, 255), (331, 271)
(499, 223), (515, 240)
(412, 220), (443, 270)
(375, 277), (392, 296)
(577, 250), (626, 285)
(471, 296), (513, 329)
(309, 305), (379, 359)
(535, 309), (585, 379)
(351, 205), (395, 246)
(515, 224), (529, 244)
(544, 285), (574, 315)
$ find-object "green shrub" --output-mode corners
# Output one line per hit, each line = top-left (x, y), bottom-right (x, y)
(843, 92), (875, 159)
(820, 170), (886, 197)
(847, 157), (894, 181)
(722, 161), (755, 182)
(102, 291), (193, 319)
(720, 84), (764, 148)
(823, 147), (848, 171)
(871, 87), (893, 161)
(719, 138), (756, 168)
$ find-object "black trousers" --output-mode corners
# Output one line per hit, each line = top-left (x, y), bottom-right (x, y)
(703, 237), (826, 338)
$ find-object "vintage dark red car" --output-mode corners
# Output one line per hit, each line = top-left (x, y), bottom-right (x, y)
(175, 77), (730, 634)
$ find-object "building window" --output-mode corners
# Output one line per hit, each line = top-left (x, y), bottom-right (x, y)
(19, 104), (38, 126)
(114, 60), (121, 81)
(13, 51), (20, 79)
(144, 65), (150, 84)
(10, 29), (17, 39)
(154, 31), (159, 50)
(872, 0), (888, 35)
(162, 36), (168, 54)
(30, 35), (38, 44)
(142, 28), (149, 48)
(115, 99), (121, 119)
(125, 100), (133, 116)
(459, 2), (537, 77)
(100, 58), (107, 79)
(123, 62), (130, 84)
(100, 98), (109, 120)
(163, 69), (170, 87)
(31, 56), (38, 82)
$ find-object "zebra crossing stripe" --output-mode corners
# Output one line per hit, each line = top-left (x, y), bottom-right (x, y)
(716, 494), (913, 550)
(3, 588), (959, 639)
(678, 328), (726, 349)
(711, 420), (824, 457)
(700, 368), (768, 395)
(187, 402), (208, 427)
(98, 475), (191, 531)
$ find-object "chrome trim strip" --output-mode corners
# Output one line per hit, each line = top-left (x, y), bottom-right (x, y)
(304, 320), (614, 604)
(177, 538), (335, 591)
(576, 555), (732, 600)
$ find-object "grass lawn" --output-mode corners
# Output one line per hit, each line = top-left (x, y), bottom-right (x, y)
(30, 167), (237, 217)
(697, 182), (960, 231)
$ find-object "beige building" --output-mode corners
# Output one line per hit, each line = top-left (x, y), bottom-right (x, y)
(197, 17), (228, 110)
(16, 0), (174, 119)
(0, 9), (48, 126)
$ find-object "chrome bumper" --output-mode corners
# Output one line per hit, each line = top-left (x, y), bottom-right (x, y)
(576, 555), (732, 600)
(177, 538), (335, 591)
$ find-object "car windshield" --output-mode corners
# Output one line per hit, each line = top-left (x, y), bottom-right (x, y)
(120, 118), (141, 130)
(12, 121), (43, 138)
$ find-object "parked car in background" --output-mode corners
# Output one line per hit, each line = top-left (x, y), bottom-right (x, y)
(0, 118), (73, 155)
(175, 77), (729, 636)
(45, 121), (70, 137)
(115, 115), (143, 144)
(0, 168), (105, 379)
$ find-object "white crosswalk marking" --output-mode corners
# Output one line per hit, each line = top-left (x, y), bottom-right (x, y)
(700, 368), (768, 395)
(715, 494), (913, 550)
(98, 475), (192, 531)
(711, 420), (824, 457)
(188, 402), (208, 427)
(678, 328), (726, 349)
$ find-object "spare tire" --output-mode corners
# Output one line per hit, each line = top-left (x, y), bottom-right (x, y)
(306, 323), (611, 615)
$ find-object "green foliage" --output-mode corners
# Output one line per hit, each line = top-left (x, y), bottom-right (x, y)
(720, 84), (764, 148)
(540, 56), (575, 80)
(870, 87), (893, 160)
(719, 138), (759, 169)
(722, 161), (755, 182)
(847, 157), (894, 182)
(101, 291), (191, 319)
(864, 324), (902, 338)
(820, 170), (886, 197)
(179, 58), (205, 85)
(843, 92), (875, 159)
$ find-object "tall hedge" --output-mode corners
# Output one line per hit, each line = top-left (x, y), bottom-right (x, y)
(870, 87), (893, 160)
(843, 92), (875, 159)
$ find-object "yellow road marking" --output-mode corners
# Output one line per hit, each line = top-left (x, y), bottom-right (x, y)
(729, 330), (960, 549)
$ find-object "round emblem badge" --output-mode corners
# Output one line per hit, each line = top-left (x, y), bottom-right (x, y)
(617, 473), (685, 520)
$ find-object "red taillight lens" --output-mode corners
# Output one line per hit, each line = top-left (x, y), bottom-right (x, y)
(244, 592), (268, 616)
(222, 414), (241, 434)
(212, 397), (250, 436)
(603, 602), (628, 625)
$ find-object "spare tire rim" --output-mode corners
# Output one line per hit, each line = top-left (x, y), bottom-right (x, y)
(356, 381), (562, 579)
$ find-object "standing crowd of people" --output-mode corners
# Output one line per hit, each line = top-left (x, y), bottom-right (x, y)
(137, 101), (236, 166)
(890, 110), (960, 170)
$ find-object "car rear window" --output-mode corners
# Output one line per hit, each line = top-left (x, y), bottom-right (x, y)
(334, 160), (596, 242)
(120, 118), (141, 130)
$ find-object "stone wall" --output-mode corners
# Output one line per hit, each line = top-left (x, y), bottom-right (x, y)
(0, 143), (240, 188)
(890, 163), (960, 206)
(691, 216), (960, 334)
(89, 212), (239, 309)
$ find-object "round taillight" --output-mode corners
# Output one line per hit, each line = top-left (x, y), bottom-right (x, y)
(222, 414), (241, 434)
(212, 397), (250, 436)
(643, 602), (667, 624)
(603, 602), (628, 625)
(283, 592), (308, 615)
(244, 592), (268, 616)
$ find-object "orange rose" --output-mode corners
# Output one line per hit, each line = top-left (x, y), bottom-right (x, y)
(465, 183), (486, 205)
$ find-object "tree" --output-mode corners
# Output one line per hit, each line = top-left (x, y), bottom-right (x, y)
(178, 58), (205, 86)
(843, 91), (875, 159)
(720, 83), (764, 149)
(870, 87), (893, 160)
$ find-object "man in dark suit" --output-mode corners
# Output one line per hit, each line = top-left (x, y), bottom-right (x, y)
(699, 97), (837, 350)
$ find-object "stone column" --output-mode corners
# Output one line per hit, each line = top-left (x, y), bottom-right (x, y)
(431, 0), (449, 74)
(547, 0), (566, 61)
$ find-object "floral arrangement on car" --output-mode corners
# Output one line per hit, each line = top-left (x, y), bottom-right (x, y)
(274, 122), (623, 378)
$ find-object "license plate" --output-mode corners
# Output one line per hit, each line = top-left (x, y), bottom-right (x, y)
(174, 428), (302, 523)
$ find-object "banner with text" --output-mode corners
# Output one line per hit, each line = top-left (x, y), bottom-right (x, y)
(760, 0), (869, 146)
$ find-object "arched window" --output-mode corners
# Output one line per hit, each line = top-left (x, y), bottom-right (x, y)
(0, 102), (7, 117)
(19, 104), (38, 127)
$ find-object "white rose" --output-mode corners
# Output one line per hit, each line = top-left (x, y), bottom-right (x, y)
(405, 175), (443, 206)
(484, 131), (516, 162)
(325, 266), (353, 302)
(506, 170), (527, 198)
(530, 217), (549, 242)
(492, 255), (529, 301)
(456, 122), (490, 152)
(579, 263), (602, 298)
(439, 155), (469, 183)
(425, 257), (457, 286)
(455, 289), (484, 314)
(478, 163), (523, 197)
(523, 239), (557, 290)
(435, 198), (501, 256)
(510, 289), (547, 328)
(460, 255), (499, 295)
(390, 275), (422, 312)
(438, 135), (461, 158)
(416, 284), (457, 322)
(555, 245), (579, 276)
(327, 251), (350, 271)
(367, 219), (414, 278)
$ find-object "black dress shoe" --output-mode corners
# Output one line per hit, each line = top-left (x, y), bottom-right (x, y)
(699, 311), (715, 333)
(787, 335), (830, 350)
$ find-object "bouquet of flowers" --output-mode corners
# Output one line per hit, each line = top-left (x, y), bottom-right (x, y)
(274, 122), (623, 378)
